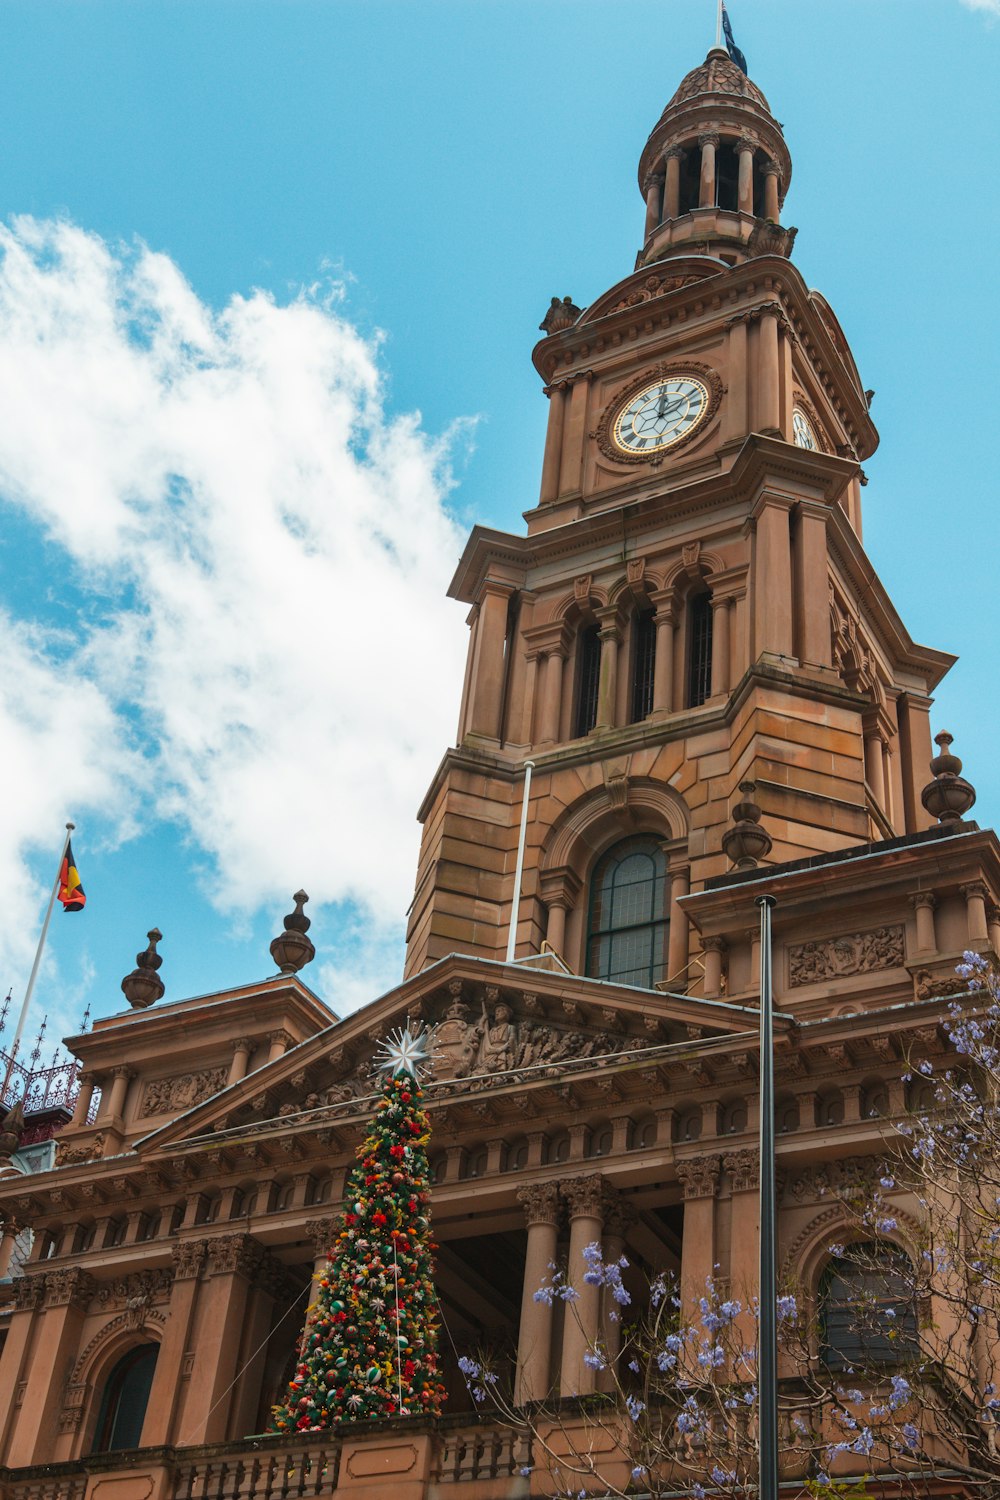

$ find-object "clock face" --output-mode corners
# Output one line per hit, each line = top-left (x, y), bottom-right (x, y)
(612, 375), (710, 456)
(792, 407), (817, 450)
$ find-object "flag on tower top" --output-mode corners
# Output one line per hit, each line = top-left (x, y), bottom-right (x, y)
(721, 3), (748, 75)
(57, 840), (86, 913)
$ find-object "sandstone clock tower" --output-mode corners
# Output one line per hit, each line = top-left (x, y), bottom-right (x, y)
(404, 49), (953, 994)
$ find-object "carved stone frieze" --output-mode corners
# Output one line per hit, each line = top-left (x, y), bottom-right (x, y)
(13, 1273), (46, 1312)
(786, 1155), (886, 1204)
(608, 271), (706, 315)
(58, 1134), (106, 1165)
(788, 925), (905, 987)
(205, 1232), (266, 1280)
(171, 1239), (208, 1281)
(517, 1182), (560, 1228)
(44, 1268), (96, 1309)
(141, 1067), (228, 1117)
(676, 1154), (721, 1200)
(93, 1268), (173, 1313)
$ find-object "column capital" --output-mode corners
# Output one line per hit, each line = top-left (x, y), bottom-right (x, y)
(703, 934), (728, 955)
(736, 137), (757, 156)
(205, 1232), (267, 1280)
(699, 132), (721, 148)
(13, 1272), (47, 1312)
(109, 1065), (135, 1081)
(910, 891), (937, 912)
(663, 144), (685, 161)
(517, 1181), (560, 1228)
(231, 1035), (254, 1055)
(171, 1238), (208, 1281)
(268, 1028), (295, 1048)
(43, 1267), (96, 1310)
(723, 1148), (759, 1194)
(305, 1216), (337, 1256)
(761, 158), (781, 177)
(676, 1153), (721, 1200)
(961, 882), (989, 902)
(560, 1173), (605, 1220)
(538, 865), (583, 910)
(602, 1194), (638, 1239)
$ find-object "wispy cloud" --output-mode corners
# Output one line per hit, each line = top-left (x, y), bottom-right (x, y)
(958, 0), (1000, 15)
(0, 217), (470, 1013)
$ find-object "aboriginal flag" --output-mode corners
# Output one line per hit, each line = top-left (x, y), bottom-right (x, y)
(58, 840), (86, 913)
(722, 3), (748, 75)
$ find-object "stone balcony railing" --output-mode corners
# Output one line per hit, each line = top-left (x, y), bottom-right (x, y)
(0, 1418), (533, 1500)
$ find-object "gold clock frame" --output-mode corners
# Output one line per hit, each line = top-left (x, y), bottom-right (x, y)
(595, 361), (724, 466)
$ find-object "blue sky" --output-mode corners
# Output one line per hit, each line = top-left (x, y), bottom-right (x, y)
(0, 0), (997, 1057)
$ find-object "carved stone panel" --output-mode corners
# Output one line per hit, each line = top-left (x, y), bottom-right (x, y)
(141, 1067), (229, 1117)
(788, 926), (905, 987)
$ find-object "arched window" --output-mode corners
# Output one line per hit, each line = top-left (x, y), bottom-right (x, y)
(586, 836), (669, 990)
(545, 1130), (571, 1165)
(574, 625), (601, 737)
(686, 591), (713, 708)
(91, 1344), (159, 1453)
(630, 610), (656, 723)
(821, 1244), (917, 1370)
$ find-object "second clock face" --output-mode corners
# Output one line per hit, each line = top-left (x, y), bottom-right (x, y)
(612, 376), (709, 456)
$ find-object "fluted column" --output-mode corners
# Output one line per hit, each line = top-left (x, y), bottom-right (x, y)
(595, 611), (621, 731)
(560, 1175), (605, 1395)
(737, 140), (755, 214)
(228, 1037), (253, 1086)
(709, 594), (731, 698)
(962, 883), (990, 946)
(911, 893), (937, 955)
(539, 384), (567, 505)
(643, 175), (663, 238)
(663, 147), (682, 219)
(762, 160), (780, 221)
(667, 866), (691, 990)
(515, 1183), (560, 1404)
(651, 594), (676, 713)
(699, 133), (719, 208)
(702, 936), (727, 998)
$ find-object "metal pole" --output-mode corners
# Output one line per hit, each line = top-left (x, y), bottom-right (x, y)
(0, 823), (74, 1109)
(505, 762), (534, 964)
(716, 0), (724, 48)
(756, 893), (778, 1500)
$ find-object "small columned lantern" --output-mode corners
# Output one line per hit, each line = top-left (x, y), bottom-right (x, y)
(121, 929), (164, 1009)
(721, 780), (773, 870)
(269, 890), (315, 974)
(921, 731), (977, 825)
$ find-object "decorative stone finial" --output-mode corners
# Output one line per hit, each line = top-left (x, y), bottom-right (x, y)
(121, 928), (165, 1010)
(0, 1098), (25, 1177)
(921, 732), (977, 825)
(539, 296), (581, 335)
(721, 781), (773, 870)
(270, 890), (316, 974)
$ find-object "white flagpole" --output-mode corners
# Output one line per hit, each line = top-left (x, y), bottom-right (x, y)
(716, 0), (724, 47)
(0, 822), (74, 1110)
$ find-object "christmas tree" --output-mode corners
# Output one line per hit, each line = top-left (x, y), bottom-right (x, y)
(271, 1025), (447, 1430)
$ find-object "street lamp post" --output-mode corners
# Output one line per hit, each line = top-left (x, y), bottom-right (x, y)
(757, 892), (778, 1500)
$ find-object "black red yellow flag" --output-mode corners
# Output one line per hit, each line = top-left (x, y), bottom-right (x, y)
(57, 840), (86, 913)
(722, 3), (748, 74)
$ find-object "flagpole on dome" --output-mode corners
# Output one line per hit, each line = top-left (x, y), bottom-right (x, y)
(715, 0), (723, 48)
(0, 822), (77, 1109)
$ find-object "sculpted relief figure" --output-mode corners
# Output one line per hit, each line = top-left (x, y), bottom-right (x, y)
(473, 1001), (519, 1074)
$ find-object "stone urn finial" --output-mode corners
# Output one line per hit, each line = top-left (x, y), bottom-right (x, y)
(921, 731), (977, 825)
(0, 1098), (25, 1177)
(721, 781), (773, 870)
(270, 890), (316, 974)
(539, 295), (581, 335)
(121, 929), (165, 1009)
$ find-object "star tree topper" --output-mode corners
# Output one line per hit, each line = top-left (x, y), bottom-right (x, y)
(373, 1021), (439, 1082)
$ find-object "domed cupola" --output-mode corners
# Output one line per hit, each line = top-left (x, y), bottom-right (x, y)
(637, 48), (794, 269)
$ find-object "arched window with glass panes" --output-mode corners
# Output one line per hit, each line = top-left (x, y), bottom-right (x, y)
(820, 1243), (918, 1369)
(91, 1344), (159, 1453)
(585, 836), (670, 990)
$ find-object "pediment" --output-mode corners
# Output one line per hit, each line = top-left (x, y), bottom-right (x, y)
(136, 954), (767, 1155)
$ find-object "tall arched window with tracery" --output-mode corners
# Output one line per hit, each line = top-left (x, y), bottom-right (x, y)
(820, 1243), (917, 1370)
(585, 836), (669, 989)
(91, 1343), (159, 1453)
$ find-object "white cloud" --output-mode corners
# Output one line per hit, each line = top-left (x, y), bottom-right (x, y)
(958, 0), (1000, 14)
(0, 217), (470, 1011)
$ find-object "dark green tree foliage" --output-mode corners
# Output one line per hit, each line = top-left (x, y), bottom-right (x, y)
(271, 1065), (446, 1429)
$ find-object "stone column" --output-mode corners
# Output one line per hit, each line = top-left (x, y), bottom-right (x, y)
(0, 1275), (44, 1458)
(228, 1037), (254, 1086)
(643, 174), (663, 238)
(267, 1029), (293, 1065)
(651, 595), (676, 713)
(702, 936), (727, 998)
(723, 1151), (760, 1353)
(962, 883), (990, 946)
(515, 1183), (560, 1404)
(545, 899), (570, 962)
(752, 496), (794, 659)
(699, 133), (719, 208)
(667, 866), (691, 991)
(558, 373), (590, 497)
(664, 147), (682, 219)
(756, 306), (781, 434)
(183, 1234), (265, 1444)
(723, 315), (749, 441)
(467, 580), (514, 741)
(864, 729), (886, 808)
(70, 1074), (95, 1127)
(676, 1156), (720, 1320)
(536, 648), (565, 746)
(911, 892), (937, 955)
(141, 1240), (207, 1445)
(105, 1065), (133, 1121)
(0, 1219), (19, 1278)
(737, 140), (755, 214)
(598, 1197), (636, 1390)
(7, 1268), (95, 1466)
(559, 1175), (605, 1396)
(709, 594), (730, 697)
(595, 612), (621, 731)
(762, 160), (780, 220)
(794, 505), (833, 668)
(988, 904), (1000, 956)
(539, 384), (567, 505)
